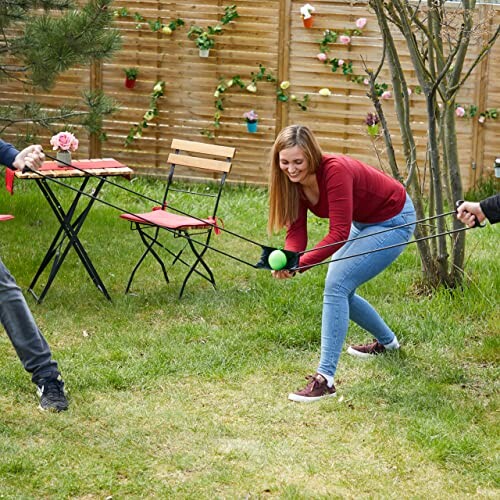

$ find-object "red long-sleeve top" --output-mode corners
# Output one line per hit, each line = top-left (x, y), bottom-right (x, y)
(285, 154), (407, 270)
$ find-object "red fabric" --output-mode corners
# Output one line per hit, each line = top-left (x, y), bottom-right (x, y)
(5, 159), (126, 194)
(120, 209), (221, 232)
(285, 154), (407, 269)
(5, 169), (14, 195)
(0, 214), (14, 221)
(38, 159), (124, 171)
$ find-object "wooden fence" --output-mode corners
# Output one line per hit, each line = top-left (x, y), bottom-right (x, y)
(1, 0), (499, 190)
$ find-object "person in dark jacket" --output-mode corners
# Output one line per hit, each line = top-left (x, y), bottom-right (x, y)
(0, 139), (69, 412)
(457, 194), (500, 227)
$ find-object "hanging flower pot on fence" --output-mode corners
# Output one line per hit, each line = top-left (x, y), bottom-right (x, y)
(302, 16), (314, 28)
(125, 77), (137, 89)
(243, 110), (258, 133)
(246, 121), (258, 133)
(300, 4), (315, 28)
(365, 112), (380, 137)
(124, 68), (138, 89)
(199, 48), (210, 57)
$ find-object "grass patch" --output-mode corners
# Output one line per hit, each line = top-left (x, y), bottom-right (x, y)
(0, 177), (498, 498)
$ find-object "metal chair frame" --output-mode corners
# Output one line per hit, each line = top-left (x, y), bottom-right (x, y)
(121, 139), (235, 298)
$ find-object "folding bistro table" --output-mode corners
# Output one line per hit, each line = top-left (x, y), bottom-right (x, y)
(11, 158), (133, 303)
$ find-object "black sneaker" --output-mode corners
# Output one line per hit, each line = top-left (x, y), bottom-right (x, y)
(37, 376), (69, 412)
(347, 339), (388, 358)
(288, 373), (336, 403)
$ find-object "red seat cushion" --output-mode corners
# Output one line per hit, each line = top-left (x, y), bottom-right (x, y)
(120, 209), (215, 230)
(0, 214), (14, 221)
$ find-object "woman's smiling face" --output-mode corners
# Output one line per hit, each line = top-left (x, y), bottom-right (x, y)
(278, 145), (310, 184)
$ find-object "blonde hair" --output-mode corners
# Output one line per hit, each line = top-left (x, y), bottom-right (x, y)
(267, 125), (323, 234)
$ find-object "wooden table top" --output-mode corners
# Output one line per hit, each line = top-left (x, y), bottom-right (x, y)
(14, 158), (133, 179)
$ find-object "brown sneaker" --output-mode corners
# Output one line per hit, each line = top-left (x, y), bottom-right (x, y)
(347, 339), (388, 358)
(288, 373), (336, 403)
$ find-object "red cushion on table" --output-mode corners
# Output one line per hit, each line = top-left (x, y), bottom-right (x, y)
(120, 210), (215, 230)
(0, 214), (14, 221)
(39, 159), (124, 171)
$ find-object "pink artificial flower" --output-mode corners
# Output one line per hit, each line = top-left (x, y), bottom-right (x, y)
(407, 88), (412, 96)
(356, 18), (367, 29)
(317, 53), (327, 62)
(478, 115), (485, 124)
(339, 35), (351, 45)
(338, 59), (344, 66)
(363, 78), (370, 85)
(50, 131), (79, 152)
(455, 106), (465, 117)
(243, 110), (258, 123)
(381, 91), (392, 100)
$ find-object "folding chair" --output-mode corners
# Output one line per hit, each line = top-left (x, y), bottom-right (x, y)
(120, 139), (236, 298)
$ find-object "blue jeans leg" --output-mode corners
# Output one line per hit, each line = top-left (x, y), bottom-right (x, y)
(317, 195), (416, 379)
(0, 256), (59, 385)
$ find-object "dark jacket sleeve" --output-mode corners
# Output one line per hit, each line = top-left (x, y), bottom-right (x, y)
(480, 194), (500, 224)
(0, 139), (19, 170)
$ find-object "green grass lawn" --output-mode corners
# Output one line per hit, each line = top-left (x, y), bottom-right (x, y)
(0, 177), (498, 498)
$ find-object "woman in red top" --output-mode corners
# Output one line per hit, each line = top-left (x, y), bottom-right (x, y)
(268, 125), (416, 402)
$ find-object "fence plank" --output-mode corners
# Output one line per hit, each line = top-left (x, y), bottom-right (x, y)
(0, 1), (498, 190)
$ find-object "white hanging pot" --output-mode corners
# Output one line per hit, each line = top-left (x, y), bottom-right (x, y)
(199, 48), (210, 57)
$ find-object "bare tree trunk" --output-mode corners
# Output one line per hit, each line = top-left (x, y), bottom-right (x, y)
(366, 0), (498, 289)
(370, 0), (436, 278)
(443, 104), (466, 284)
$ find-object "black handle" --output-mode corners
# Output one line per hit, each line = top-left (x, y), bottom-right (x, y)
(255, 246), (300, 270)
(455, 199), (483, 228)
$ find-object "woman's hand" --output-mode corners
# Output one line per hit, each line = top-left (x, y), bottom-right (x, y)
(271, 269), (296, 279)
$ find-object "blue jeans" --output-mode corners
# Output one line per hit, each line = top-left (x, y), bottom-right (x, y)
(0, 256), (59, 385)
(317, 194), (416, 379)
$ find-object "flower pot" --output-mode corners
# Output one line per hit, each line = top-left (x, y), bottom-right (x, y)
(199, 48), (210, 57)
(495, 158), (500, 178)
(302, 16), (314, 28)
(246, 121), (258, 133)
(125, 77), (136, 89)
(367, 124), (379, 137)
(56, 150), (72, 167)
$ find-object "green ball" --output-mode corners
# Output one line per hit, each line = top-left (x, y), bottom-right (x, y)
(268, 249), (287, 270)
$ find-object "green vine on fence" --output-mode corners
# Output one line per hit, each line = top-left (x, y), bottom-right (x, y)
(317, 20), (498, 128)
(455, 104), (498, 123)
(113, 8), (185, 35)
(316, 21), (394, 97)
(187, 5), (239, 52)
(202, 65), (310, 137)
(125, 81), (166, 146)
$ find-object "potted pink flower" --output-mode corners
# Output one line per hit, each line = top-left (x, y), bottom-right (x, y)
(243, 110), (258, 133)
(50, 131), (79, 166)
(365, 113), (380, 137)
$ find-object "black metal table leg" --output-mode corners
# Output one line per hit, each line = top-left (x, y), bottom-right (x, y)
(28, 177), (112, 303)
